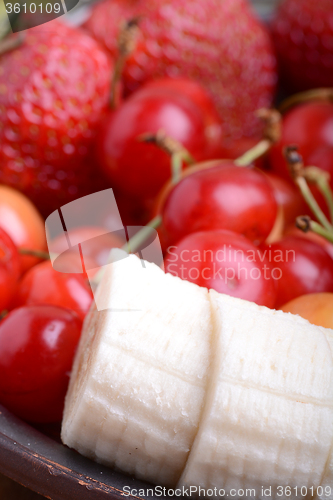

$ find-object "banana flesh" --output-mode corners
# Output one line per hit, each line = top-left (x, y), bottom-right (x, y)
(62, 251), (215, 486)
(62, 252), (333, 496)
(179, 291), (333, 499)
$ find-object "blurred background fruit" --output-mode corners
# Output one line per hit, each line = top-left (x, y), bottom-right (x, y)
(84, 0), (277, 141)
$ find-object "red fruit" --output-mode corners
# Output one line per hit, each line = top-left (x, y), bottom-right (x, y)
(269, 102), (333, 181)
(0, 305), (82, 423)
(262, 236), (333, 308)
(133, 78), (225, 158)
(50, 225), (124, 274)
(285, 225), (333, 260)
(13, 261), (93, 321)
(159, 162), (278, 249)
(0, 21), (111, 216)
(264, 172), (308, 228)
(97, 83), (213, 200)
(268, 102), (333, 215)
(0, 227), (20, 310)
(84, 0), (276, 140)
(271, 0), (333, 92)
(0, 185), (47, 273)
(164, 230), (277, 308)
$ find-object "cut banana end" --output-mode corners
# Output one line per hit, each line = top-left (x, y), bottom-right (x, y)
(61, 250), (215, 486)
(178, 292), (333, 499)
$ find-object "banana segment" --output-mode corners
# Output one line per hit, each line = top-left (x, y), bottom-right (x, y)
(179, 291), (333, 499)
(61, 251), (215, 486)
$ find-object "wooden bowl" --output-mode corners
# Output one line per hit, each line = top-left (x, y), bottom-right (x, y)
(0, 404), (159, 499)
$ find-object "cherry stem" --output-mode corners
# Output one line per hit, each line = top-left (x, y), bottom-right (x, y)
(303, 167), (333, 224)
(122, 215), (162, 254)
(19, 248), (50, 260)
(234, 108), (282, 167)
(296, 216), (333, 244)
(279, 88), (333, 114)
(234, 139), (271, 167)
(0, 310), (8, 321)
(91, 215), (162, 287)
(110, 18), (141, 109)
(139, 130), (195, 183)
(0, 33), (25, 56)
(284, 146), (333, 232)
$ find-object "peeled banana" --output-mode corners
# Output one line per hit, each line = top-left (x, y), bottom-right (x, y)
(61, 251), (333, 499)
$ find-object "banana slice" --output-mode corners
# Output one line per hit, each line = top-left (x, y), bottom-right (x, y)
(61, 250), (215, 486)
(178, 291), (333, 499)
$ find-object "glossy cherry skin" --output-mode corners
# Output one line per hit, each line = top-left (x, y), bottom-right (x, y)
(132, 77), (225, 158)
(0, 305), (82, 423)
(261, 235), (333, 308)
(0, 227), (20, 310)
(12, 261), (93, 321)
(97, 83), (216, 201)
(0, 185), (47, 274)
(159, 161), (278, 249)
(164, 230), (277, 308)
(269, 102), (333, 184)
(264, 172), (308, 228)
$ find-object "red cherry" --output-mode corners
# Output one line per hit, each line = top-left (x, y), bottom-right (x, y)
(261, 236), (333, 308)
(285, 225), (333, 260)
(164, 230), (277, 308)
(132, 77), (225, 158)
(269, 102), (333, 182)
(0, 305), (82, 423)
(12, 261), (93, 321)
(264, 172), (308, 228)
(50, 226), (124, 274)
(0, 227), (20, 311)
(159, 162), (278, 249)
(97, 81), (221, 201)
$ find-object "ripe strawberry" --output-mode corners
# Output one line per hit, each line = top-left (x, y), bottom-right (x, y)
(0, 21), (112, 216)
(84, 0), (277, 140)
(271, 0), (333, 92)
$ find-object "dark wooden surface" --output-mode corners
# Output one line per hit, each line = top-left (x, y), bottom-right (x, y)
(0, 404), (162, 500)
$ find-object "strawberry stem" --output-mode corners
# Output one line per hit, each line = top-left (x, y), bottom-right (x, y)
(279, 88), (333, 114)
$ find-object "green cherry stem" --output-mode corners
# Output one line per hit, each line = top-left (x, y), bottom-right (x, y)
(235, 108), (281, 167)
(304, 167), (333, 224)
(296, 216), (333, 244)
(91, 215), (162, 287)
(19, 248), (50, 260)
(234, 139), (271, 167)
(110, 18), (141, 109)
(284, 146), (333, 232)
(122, 215), (162, 254)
